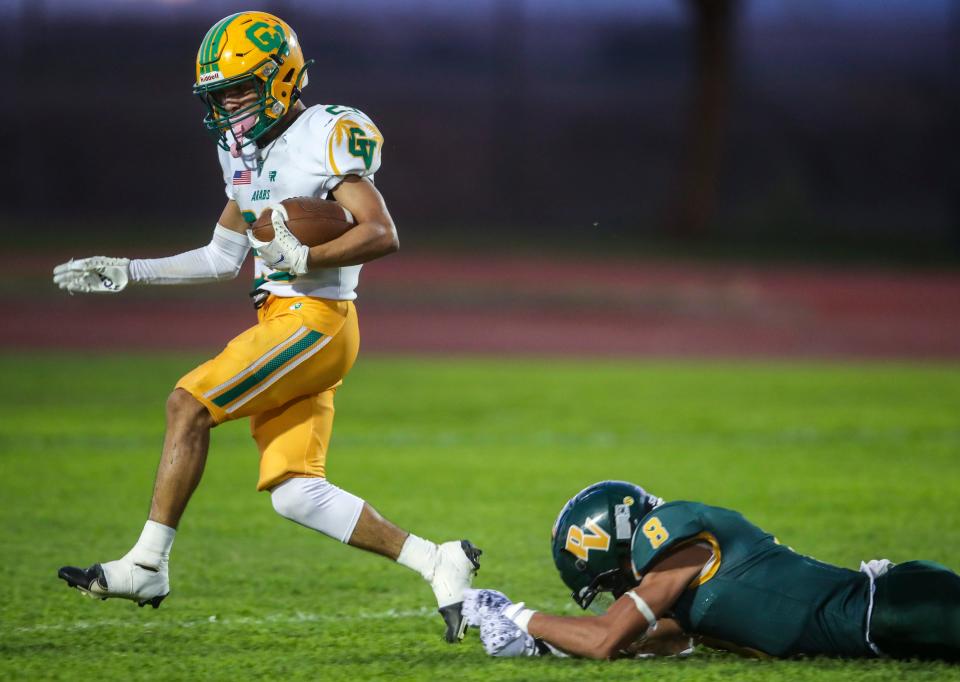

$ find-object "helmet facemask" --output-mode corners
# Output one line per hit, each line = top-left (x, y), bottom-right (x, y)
(195, 55), (302, 157)
(573, 564), (637, 611)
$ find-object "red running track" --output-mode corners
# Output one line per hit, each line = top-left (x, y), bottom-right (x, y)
(7, 254), (960, 358)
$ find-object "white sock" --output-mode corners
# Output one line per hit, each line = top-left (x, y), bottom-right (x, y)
(125, 520), (176, 568)
(396, 533), (439, 581)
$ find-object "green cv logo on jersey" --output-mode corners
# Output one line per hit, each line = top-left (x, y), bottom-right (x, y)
(348, 127), (378, 170)
(245, 22), (285, 52)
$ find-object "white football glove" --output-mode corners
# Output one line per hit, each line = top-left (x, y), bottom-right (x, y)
(53, 257), (131, 294)
(463, 588), (513, 627)
(479, 612), (542, 657)
(464, 589), (543, 658)
(247, 203), (309, 275)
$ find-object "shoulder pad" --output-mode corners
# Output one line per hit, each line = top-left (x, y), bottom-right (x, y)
(630, 501), (707, 577)
(313, 104), (383, 178)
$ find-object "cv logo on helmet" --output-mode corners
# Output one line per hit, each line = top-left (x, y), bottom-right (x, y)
(245, 22), (285, 52)
(564, 517), (611, 561)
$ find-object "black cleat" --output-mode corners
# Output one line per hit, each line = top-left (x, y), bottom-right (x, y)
(137, 594), (167, 609)
(440, 602), (468, 643)
(436, 540), (483, 643)
(58, 563), (108, 600)
(460, 540), (483, 571)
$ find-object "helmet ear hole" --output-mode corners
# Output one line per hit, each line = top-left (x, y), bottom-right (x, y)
(575, 559), (587, 571)
(282, 68), (295, 83)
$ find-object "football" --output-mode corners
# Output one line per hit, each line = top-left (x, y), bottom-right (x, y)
(251, 197), (355, 247)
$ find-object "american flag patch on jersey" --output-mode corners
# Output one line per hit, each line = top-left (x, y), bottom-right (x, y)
(233, 170), (252, 185)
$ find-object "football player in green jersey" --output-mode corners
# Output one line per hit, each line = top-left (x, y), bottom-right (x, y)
(463, 480), (960, 661)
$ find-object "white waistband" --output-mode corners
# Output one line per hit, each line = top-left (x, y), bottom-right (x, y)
(859, 558), (894, 656)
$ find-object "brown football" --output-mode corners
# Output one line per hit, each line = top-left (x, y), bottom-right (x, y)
(251, 197), (355, 247)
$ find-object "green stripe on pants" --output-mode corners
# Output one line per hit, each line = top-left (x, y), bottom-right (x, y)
(212, 330), (324, 408)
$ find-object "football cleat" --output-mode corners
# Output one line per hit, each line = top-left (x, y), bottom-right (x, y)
(431, 540), (482, 643)
(58, 558), (169, 609)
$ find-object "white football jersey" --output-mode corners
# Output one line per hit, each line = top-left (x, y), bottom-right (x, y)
(218, 104), (384, 300)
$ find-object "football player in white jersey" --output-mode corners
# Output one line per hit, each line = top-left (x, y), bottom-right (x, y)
(52, 11), (480, 643)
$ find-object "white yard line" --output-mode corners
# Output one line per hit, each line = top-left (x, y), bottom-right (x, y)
(9, 601), (575, 635)
(9, 607), (437, 635)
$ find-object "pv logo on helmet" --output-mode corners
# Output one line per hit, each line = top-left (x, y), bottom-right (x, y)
(564, 517), (611, 561)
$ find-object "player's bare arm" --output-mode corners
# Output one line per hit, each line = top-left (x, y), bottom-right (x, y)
(527, 543), (711, 659)
(217, 199), (250, 233)
(244, 177), (398, 276)
(309, 175), (399, 268)
(624, 616), (695, 657)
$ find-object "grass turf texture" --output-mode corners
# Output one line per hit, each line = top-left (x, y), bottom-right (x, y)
(1, 354), (958, 681)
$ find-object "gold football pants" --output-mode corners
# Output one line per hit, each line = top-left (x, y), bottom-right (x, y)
(177, 295), (359, 490)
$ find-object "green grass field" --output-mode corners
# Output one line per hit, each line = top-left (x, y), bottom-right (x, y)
(1, 354), (959, 681)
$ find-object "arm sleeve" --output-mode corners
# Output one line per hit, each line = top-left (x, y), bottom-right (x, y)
(128, 225), (249, 285)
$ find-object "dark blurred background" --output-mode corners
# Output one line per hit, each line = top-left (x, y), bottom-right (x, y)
(4, 0), (958, 260)
(3, 0), (959, 357)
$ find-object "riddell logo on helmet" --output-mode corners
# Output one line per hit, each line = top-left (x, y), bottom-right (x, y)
(199, 71), (224, 84)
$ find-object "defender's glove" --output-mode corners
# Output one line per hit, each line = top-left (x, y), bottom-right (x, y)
(479, 612), (542, 657)
(463, 588), (513, 626)
(247, 203), (309, 275)
(464, 589), (544, 658)
(53, 257), (131, 293)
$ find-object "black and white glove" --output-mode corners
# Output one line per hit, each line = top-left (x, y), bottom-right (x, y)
(247, 203), (309, 275)
(463, 589), (544, 658)
(53, 257), (130, 293)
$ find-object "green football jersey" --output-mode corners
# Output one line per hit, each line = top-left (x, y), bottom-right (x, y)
(631, 501), (873, 658)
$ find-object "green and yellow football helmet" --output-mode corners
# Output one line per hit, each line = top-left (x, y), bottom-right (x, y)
(551, 480), (662, 609)
(193, 11), (313, 154)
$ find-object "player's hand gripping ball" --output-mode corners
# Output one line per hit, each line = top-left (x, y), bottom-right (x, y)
(248, 197), (356, 275)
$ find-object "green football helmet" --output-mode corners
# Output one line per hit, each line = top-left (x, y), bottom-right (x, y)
(551, 480), (662, 609)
